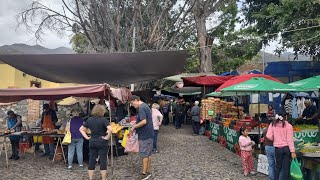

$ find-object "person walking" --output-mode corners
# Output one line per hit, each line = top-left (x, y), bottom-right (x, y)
(267, 113), (296, 180)
(129, 95), (154, 180)
(5, 110), (22, 160)
(239, 127), (256, 177)
(191, 101), (201, 135)
(79, 104), (112, 180)
(151, 103), (163, 153)
(67, 109), (84, 170)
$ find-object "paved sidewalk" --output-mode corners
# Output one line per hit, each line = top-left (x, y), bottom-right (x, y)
(0, 125), (268, 180)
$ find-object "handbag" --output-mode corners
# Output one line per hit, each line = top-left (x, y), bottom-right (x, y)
(124, 131), (139, 153)
(62, 119), (72, 145)
(62, 130), (71, 145)
(121, 129), (129, 147)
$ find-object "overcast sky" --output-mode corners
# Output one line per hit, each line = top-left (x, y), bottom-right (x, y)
(0, 0), (282, 53)
(0, 0), (71, 49)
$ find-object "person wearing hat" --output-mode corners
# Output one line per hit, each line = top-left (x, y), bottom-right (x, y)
(41, 103), (58, 160)
(191, 101), (201, 135)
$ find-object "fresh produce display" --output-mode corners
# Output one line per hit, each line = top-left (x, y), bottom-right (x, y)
(300, 147), (320, 153)
(234, 144), (241, 156)
(110, 122), (123, 134)
(218, 136), (227, 147)
(293, 127), (302, 132)
(259, 123), (268, 129)
(293, 124), (318, 130)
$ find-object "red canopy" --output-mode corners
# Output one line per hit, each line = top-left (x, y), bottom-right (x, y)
(215, 74), (281, 92)
(0, 84), (131, 103)
(182, 75), (234, 87)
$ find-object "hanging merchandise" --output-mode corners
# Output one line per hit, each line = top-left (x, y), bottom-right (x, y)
(292, 97), (298, 119)
(285, 99), (293, 115)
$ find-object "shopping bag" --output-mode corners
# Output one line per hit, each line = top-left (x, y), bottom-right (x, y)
(290, 158), (303, 180)
(62, 131), (71, 145)
(121, 129), (129, 147)
(124, 132), (139, 153)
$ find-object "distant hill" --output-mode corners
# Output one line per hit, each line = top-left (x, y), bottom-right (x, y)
(0, 43), (74, 54)
(259, 51), (310, 62)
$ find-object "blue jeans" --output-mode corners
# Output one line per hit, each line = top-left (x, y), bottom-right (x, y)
(153, 130), (159, 150)
(44, 144), (55, 157)
(266, 146), (275, 180)
(266, 146), (284, 180)
(68, 138), (84, 167)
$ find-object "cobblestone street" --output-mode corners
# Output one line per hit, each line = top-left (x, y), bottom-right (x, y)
(0, 125), (268, 180)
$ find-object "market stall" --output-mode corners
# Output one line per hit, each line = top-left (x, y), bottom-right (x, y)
(0, 84), (131, 170)
(287, 75), (320, 179)
(206, 77), (305, 154)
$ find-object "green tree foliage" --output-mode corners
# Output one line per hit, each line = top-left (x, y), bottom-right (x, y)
(209, 1), (262, 74)
(242, 0), (320, 60)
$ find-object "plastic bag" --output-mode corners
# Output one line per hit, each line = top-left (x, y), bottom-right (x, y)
(124, 131), (139, 153)
(62, 131), (71, 145)
(121, 129), (129, 147)
(290, 158), (303, 180)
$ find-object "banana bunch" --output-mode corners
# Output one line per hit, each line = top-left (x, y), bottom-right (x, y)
(111, 122), (123, 134)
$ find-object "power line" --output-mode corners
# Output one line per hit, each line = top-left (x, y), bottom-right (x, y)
(264, 24), (320, 37)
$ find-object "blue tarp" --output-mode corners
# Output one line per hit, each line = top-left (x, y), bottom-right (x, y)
(219, 71), (239, 76)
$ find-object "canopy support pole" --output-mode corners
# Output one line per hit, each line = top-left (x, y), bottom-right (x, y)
(318, 88), (320, 143)
(108, 94), (114, 176)
(236, 92), (240, 119)
(258, 92), (261, 152)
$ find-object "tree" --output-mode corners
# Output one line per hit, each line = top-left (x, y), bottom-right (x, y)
(18, 0), (195, 53)
(190, 0), (231, 72)
(242, 0), (320, 60)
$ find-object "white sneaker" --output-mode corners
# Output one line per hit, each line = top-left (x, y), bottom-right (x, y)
(67, 166), (72, 170)
(250, 171), (256, 175)
(79, 164), (84, 167)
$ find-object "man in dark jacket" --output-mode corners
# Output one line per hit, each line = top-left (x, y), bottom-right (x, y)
(175, 99), (185, 129)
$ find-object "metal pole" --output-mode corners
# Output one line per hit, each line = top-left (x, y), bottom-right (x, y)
(318, 89), (320, 143)
(263, 46), (266, 74)
(130, 26), (136, 92)
(236, 92), (240, 119)
(258, 92), (261, 151)
(108, 94), (114, 175)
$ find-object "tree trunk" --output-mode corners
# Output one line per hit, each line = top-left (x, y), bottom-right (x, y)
(192, 1), (213, 73)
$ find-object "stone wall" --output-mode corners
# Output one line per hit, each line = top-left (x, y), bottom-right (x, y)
(0, 100), (85, 129)
(0, 100), (29, 128)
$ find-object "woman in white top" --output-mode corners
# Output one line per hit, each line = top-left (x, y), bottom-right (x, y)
(151, 103), (163, 153)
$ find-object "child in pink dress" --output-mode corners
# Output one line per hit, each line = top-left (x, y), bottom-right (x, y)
(239, 127), (256, 176)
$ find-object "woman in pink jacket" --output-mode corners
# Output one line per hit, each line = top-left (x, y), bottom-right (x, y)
(151, 103), (163, 153)
(267, 113), (296, 180)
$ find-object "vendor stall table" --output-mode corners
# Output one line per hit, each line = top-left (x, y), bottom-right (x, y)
(0, 133), (66, 168)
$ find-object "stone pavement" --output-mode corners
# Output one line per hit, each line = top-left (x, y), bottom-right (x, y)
(0, 125), (268, 180)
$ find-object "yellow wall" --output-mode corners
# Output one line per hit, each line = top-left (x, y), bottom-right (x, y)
(0, 62), (78, 88)
(13, 68), (60, 88)
(0, 64), (15, 88)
